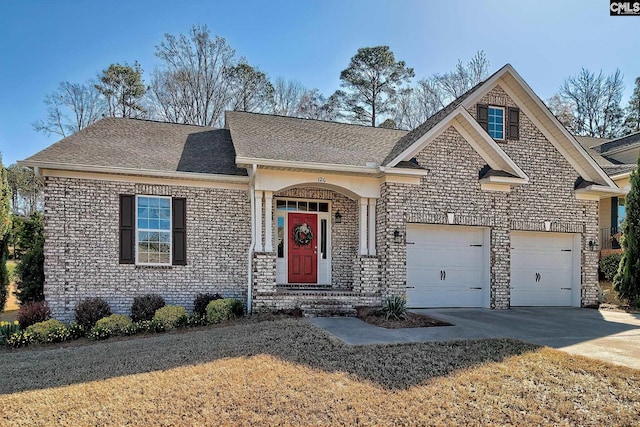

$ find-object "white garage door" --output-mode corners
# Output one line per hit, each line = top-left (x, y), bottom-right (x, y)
(406, 225), (488, 308)
(510, 232), (577, 306)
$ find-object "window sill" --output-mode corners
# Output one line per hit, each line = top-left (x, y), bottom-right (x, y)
(134, 264), (175, 270)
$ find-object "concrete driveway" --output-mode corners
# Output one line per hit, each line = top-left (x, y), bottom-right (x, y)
(309, 308), (640, 370)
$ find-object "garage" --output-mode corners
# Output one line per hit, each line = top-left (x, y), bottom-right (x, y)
(510, 231), (579, 307)
(406, 224), (489, 308)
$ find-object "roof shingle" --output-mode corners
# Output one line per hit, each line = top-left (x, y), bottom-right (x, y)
(225, 111), (407, 167)
(23, 118), (247, 176)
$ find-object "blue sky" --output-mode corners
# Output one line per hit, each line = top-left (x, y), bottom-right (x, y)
(1, 0), (638, 165)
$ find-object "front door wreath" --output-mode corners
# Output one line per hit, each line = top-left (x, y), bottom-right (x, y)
(293, 223), (313, 246)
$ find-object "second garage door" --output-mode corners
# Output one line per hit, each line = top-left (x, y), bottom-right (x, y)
(510, 231), (578, 306)
(406, 225), (488, 308)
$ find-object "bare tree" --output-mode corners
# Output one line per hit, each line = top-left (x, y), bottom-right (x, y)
(32, 81), (105, 137)
(393, 51), (489, 130)
(433, 50), (489, 100)
(624, 77), (640, 135)
(226, 60), (273, 113)
(5, 164), (43, 216)
(560, 68), (625, 138)
(546, 94), (577, 133)
(271, 77), (306, 116)
(296, 89), (341, 121)
(151, 25), (236, 126)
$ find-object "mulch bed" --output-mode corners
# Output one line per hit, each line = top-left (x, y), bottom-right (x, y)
(356, 307), (452, 329)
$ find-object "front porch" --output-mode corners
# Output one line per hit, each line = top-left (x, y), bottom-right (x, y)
(250, 183), (383, 313)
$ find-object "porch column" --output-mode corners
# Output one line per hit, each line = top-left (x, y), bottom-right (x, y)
(359, 198), (368, 255)
(368, 198), (376, 256)
(264, 191), (273, 252)
(255, 190), (263, 252)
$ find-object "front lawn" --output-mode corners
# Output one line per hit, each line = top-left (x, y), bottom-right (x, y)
(1, 318), (638, 426)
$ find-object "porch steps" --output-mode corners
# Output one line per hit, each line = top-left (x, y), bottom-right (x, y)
(300, 300), (357, 317)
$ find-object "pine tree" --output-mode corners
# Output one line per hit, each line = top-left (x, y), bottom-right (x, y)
(613, 155), (640, 306)
(0, 157), (11, 311)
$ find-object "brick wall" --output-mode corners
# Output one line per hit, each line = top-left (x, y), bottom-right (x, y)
(378, 84), (599, 308)
(43, 177), (251, 322)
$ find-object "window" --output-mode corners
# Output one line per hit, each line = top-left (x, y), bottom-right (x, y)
(277, 216), (285, 258)
(477, 104), (520, 140)
(136, 196), (171, 265)
(618, 197), (626, 228)
(119, 195), (186, 266)
(488, 107), (505, 140)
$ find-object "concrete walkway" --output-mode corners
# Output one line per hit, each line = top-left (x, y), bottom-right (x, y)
(308, 307), (640, 370)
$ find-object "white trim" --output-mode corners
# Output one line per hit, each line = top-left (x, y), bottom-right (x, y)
(38, 168), (249, 191)
(134, 195), (172, 267)
(359, 198), (368, 256)
(18, 160), (249, 184)
(609, 171), (633, 180)
(247, 164), (257, 314)
(380, 166), (429, 176)
(479, 175), (528, 185)
(264, 191), (273, 252)
(236, 157), (380, 175)
(575, 184), (627, 200)
(368, 198), (376, 256)
(255, 191), (263, 252)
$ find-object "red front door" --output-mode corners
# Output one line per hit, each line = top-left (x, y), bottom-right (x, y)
(288, 212), (317, 283)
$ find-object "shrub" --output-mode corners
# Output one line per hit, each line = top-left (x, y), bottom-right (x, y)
(131, 294), (165, 322)
(0, 320), (20, 343)
(206, 298), (244, 324)
(26, 319), (70, 343)
(17, 301), (51, 329)
(153, 305), (188, 330)
(186, 314), (208, 327)
(15, 213), (45, 305)
(600, 253), (623, 282)
(75, 297), (112, 330)
(5, 330), (34, 348)
(89, 314), (133, 340)
(193, 293), (222, 317)
(382, 295), (407, 320)
(67, 322), (85, 340)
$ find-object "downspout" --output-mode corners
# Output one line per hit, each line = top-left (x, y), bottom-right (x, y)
(246, 164), (257, 314)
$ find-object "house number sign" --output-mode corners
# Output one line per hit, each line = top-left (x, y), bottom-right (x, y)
(317, 177), (326, 183)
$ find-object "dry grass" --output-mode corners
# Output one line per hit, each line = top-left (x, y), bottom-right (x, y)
(1, 318), (639, 426)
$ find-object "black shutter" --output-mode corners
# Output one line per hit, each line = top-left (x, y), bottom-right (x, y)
(507, 107), (520, 140)
(611, 197), (618, 233)
(119, 195), (135, 264)
(477, 104), (489, 131)
(172, 198), (187, 265)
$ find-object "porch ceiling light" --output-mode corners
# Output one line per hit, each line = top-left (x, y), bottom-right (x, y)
(334, 210), (342, 223)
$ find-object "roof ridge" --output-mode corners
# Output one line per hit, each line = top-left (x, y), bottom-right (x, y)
(226, 110), (408, 133)
(106, 116), (217, 129)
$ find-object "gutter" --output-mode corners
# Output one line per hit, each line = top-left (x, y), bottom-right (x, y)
(246, 164), (257, 314)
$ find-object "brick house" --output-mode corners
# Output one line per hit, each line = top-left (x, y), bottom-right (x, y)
(21, 64), (623, 321)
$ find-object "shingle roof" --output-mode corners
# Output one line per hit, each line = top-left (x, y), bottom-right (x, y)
(23, 117), (247, 176)
(595, 131), (640, 154)
(382, 65), (510, 166)
(225, 111), (407, 167)
(574, 135), (611, 149)
(602, 164), (636, 176)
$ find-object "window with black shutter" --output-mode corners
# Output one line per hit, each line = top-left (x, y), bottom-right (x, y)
(477, 104), (489, 132)
(477, 104), (520, 141)
(119, 194), (187, 266)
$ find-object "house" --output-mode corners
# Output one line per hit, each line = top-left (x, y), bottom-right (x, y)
(576, 132), (640, 253)
(20, 64), (624, 321)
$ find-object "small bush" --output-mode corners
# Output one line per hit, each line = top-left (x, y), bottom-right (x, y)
(75, 297), (111, 330)
(5, 330), (34, 348)
(193, 293), (222, 317)
(206, 298), (244, 324)
(600, 253), (623, 281)
(153, 305), (188, 330)
(88, 314), (133, 340)
(186, 314), (208, 327)
(17, 301), (51, 329)
(382, 295), (407, 320)
(67, 322), (85, 340)
(26, 319), (70, 343)
(131, 294), (165, 322)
